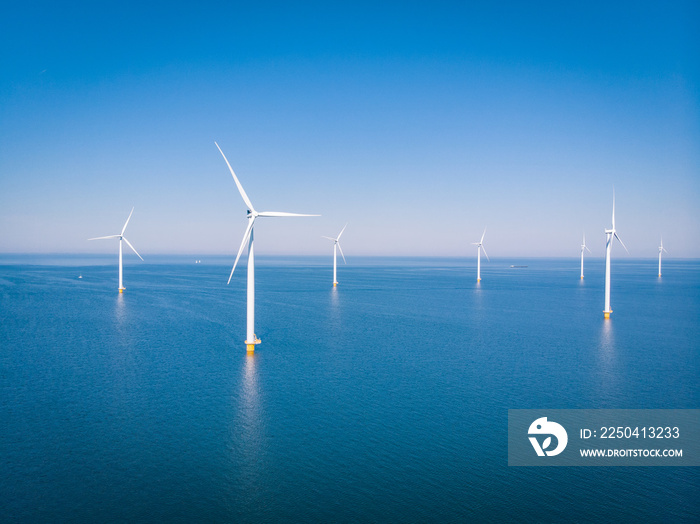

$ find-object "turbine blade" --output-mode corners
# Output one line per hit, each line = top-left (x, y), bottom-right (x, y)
(614, 232), (629, 254)
(228, 218), (255, 284)
(585, 246), (592, 254)
(215, 142), (256, 213)
(481, 245), (490, 262)
(321, 236), (336, 241)
(121, 207), (135, 235)
(337, 223), (348, 240)
(662, 247), (668, 254)
(88, 235), (120, 241)
(337, 242), (346, 264)
(611, 189), (616, 230)
(257, 211), (320, 217)
(122, 237), (144, 261)
(480, 227), (487, 244)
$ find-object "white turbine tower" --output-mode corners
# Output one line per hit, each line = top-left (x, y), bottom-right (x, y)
(322, 224), (347, 287)
(580, 232), (591, 279)
(472, 228), (489, 282)
(88, 207), (144, 292)
(603, 191), (628, 318)
(216, 142), (319, 353)
(658, 237), (668, 277)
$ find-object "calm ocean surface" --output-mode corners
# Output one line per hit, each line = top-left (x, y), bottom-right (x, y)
(1, 256), (698, 522)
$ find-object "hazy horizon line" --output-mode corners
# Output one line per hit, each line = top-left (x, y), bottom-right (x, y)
(1, 253), (697, 261)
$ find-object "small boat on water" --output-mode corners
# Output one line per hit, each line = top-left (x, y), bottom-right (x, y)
(510, 265), (528, 268)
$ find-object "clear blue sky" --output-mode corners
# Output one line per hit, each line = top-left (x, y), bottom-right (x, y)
(1, 1), (698, 258)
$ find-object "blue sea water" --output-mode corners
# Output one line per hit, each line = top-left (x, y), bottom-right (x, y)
(1, 256), (698, 522)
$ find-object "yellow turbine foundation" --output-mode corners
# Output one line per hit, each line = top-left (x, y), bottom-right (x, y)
(119, 289), (124, 293)
(333, 282), (337, 287)
(604, 311), (611, 319)
(246, 336), (261, 353)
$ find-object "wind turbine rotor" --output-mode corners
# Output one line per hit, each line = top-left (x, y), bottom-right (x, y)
(582, 233), (591, 252)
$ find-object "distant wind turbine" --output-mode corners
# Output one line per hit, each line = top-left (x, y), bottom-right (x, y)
(580, 232), (591, 279)
(603, 191), (628, 318)
(472, 228), (489, 282)
(88, 207), (143, 293)
(658, 237), (668, 277)
(216, 142), (319, 353)
(322, 224), (347, 287)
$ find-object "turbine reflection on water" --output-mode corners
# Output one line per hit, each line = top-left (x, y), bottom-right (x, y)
(231, 352), (265, 511)
(596, 318), (620, 402)
(115, 293), (126, 325)
(599, 317), (615, 360)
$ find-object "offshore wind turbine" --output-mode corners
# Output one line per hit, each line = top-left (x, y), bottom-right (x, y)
(603, 191), (628, 318)
(88, 208), (143, 292)
(322, 224), (347, 287)
(216, 142), (319, 353)
(580, 232), (591, 279)
(472, 228), (489, 282)
(658, 237), (668, 277)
